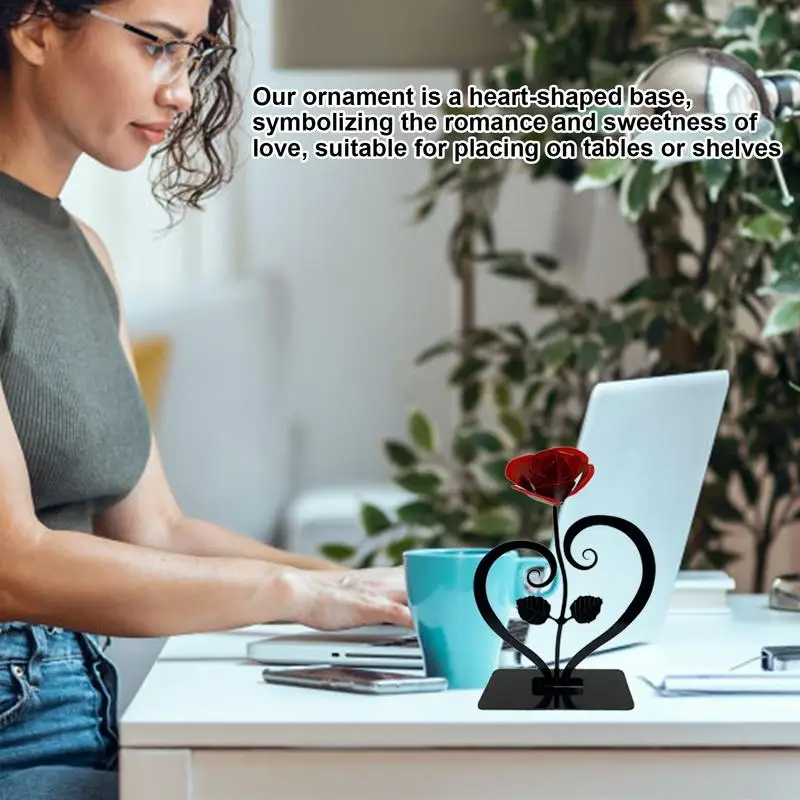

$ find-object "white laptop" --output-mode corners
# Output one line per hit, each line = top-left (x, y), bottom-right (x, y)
(246, 369), (730, 669)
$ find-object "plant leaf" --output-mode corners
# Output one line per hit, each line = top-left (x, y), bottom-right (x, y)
(499, 410), (526, 441)
(532, 253), (559, 271)
(756, 8), (786, 46)
(739, 214), (787, 242)
(394, 470), (443, 496)
(452, 433), (478, 464)
(541, 338), (573, 370)
(386, 536), (422, 563)
(718, 4), (758, 34)
(701, 159), (733, 202)
(355, 550), (377, 569)
(742, 188), (792, 217)
(319, 543), (357, 562)
(678, 291), (707, 328)
(721, 39), (761, 68)
(359, 503), (394, 536)
(468, 430), (505, 453)
(574, 158), (630, 192)
(617, 276), (671, 303)
(384, 440), (418, 468)
(461, 382), (482, 414)
(408, 409), (435, 451)
(415, 339), (453, 365)
(597, 321), (627, 349)
(449, 357), (489, 385)
(502, 354), (527, 383)
(619, 161), (654, 222)
(763, 296), (800, 337)
(504, 323), (529, 343)
(493, 380), (512, 408)
(647, 165), (673, 210)
(709, 436), (741, 480)
(482, 457), (509, 484)
(396, 500), (438, 526)
(645, 315), (670, 347)
(577, 338), (603, 371)
(738, 467), (760, 505)
(760, 240), (800, 295)
(785, 51), (800, 72)
(491, 261), (535, 280)
(705, 487), (740, 521)
(471, 510), (517, 536)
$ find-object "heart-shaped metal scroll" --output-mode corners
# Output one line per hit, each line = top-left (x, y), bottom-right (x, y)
(473, 515), (656, 680)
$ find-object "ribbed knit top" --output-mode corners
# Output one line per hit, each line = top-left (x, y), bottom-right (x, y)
(0, 170), (151, 533)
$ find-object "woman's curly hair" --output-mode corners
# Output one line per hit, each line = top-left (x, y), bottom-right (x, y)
(0, 1), (242, 224)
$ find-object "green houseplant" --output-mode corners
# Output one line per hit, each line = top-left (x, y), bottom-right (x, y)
(321, 0), (800, 592)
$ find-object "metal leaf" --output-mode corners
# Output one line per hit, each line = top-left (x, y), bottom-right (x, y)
(516, 595), (551, 625)
(570, 595), (603, 624)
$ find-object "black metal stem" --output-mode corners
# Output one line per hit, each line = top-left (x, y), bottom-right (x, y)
(552, 505), (568, 677)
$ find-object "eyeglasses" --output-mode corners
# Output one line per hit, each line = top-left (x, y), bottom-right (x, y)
(82, 7), (235, 91)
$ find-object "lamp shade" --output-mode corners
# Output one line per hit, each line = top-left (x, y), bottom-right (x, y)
(627, 47), (775, 161)
(271, 0), (517, 70)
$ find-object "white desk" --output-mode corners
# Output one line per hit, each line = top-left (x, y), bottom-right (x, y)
(119, 595), (800, 800)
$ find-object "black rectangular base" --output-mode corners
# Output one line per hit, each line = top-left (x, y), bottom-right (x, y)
(478, 668), (635, 710)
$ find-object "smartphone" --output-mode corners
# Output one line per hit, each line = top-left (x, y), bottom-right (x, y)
(261, 664), (448, 694)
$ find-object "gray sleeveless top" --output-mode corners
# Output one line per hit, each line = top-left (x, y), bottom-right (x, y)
(0, 170), (151, 533)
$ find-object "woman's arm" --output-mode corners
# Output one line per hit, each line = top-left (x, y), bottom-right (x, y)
(3, 514), (411, 637)
(161, 515), (345, 569)
(5, 521), (295, 638)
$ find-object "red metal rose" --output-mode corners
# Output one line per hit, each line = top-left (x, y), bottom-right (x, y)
(505, 446), (594, 506)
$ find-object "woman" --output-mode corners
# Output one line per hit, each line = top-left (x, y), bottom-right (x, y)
(0, 1), (412, 797)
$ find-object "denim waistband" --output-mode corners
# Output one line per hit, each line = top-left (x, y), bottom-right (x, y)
(0, 621), (120, 772)
(0, 623), (105, 666)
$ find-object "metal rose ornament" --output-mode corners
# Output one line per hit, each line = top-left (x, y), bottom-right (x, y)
(472, 446), (656, 711)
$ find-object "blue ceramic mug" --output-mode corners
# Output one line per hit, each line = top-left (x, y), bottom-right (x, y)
(403, 548), (557, 690)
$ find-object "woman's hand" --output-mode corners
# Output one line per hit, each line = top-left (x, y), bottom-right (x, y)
(338, 566), (408, 605)
(285, 565), (412, 631)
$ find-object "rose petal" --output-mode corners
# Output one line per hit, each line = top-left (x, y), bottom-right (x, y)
(553, 447), (590, 464)
(554, 449), (588, 474)
(535, 449), (585, 483)
(505, 454), (537, 485)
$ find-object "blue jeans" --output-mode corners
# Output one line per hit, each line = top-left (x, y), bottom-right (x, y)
(0, 623), (119, 800)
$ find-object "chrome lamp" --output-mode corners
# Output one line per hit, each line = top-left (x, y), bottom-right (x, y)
(626, 47), (800, 204)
